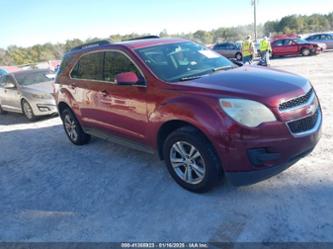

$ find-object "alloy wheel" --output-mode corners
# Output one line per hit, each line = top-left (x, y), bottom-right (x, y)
(23, 101), (33, 120)
(169, 141), (206, 185)
(64, 114), (78, 142)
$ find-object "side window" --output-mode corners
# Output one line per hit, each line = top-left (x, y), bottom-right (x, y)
(104, 51), (143, 83)
(71, 52), (104, 80)
(0, 75), (16, 87)
(273, 40), (284, 46)
(283, 39), (294, 46)
(4, 75), (15, 84)
(309, 35), (317, 41)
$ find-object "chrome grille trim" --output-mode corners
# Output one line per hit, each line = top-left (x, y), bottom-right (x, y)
(279, 89), (314, 112)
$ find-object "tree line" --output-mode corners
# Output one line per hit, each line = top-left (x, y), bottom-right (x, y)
(1, 12), (332, 66)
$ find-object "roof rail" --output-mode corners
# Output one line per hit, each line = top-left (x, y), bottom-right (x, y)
(123, 35), (160, 41)
(69, 40), (112, 52)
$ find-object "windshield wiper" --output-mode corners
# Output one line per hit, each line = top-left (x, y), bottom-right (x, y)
(179, 75), (206, 81)
(212, 65), (235, 72)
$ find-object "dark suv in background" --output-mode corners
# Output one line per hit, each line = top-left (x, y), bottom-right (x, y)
(55, 37), (322, 192)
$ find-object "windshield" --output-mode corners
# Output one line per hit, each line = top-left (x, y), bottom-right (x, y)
(136, 42), (235, 82)
(15, 70), (54, 86)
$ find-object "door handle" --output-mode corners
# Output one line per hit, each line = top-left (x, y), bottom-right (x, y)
(69, 83), (76, 89)
(99, 90), (109, 97)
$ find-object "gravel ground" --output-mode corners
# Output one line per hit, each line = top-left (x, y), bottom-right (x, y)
(0, 53), (332, 242)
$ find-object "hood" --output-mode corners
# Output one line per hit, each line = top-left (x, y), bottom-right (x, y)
(176, 66), (311, 108)
(21, 81), (54, 94)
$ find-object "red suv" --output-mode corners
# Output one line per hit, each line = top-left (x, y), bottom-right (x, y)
(55, 37), (322, 192)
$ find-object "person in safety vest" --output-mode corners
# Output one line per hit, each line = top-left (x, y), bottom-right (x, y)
(259, 36), (272, 66)
(242, 35), (255, 64)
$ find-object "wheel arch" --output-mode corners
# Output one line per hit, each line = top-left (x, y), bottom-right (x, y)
(57, 101), (72, 117)
(157, 119), (219, 161)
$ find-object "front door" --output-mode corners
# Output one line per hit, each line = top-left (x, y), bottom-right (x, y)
(283, 39), (299, 55)
(0, 75), (21, 112)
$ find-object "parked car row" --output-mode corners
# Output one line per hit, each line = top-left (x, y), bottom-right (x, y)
(0, 37), (322, 192)
(212, 32), (332, 60)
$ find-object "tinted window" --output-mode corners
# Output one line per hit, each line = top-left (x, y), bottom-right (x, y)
(216, 43), (227, 49)
(71, 52), (104, 80)
(226, 43), (236, 49)
(104, 52), (142, 83)
(323, 34), (333, 40)
(273, 40), (284, 46)
(284, 39), (295, 45)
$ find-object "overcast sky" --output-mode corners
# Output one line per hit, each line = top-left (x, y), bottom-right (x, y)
(0, 0), (332, 48)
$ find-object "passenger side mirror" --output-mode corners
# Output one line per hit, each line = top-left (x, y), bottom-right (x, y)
(115, 72), (140, 85)
(4, 82), (16, 89)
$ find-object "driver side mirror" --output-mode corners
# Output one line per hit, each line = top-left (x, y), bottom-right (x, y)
(115, 72), (141, 86)
(4, 82), (16, 89)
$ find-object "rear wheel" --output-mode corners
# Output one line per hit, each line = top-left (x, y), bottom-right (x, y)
(22, 99), (36, 121)
(163, 126), (222, 192)
(235, 52), (242, 61)
(61, 107), (91, 145)
(301, 48), (311, 56)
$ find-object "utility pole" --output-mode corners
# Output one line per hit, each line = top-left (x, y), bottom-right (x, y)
(251, 0), (257, 41)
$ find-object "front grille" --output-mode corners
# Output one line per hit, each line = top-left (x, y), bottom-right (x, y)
(279, 89), (313, 111)
(288, 109), (319, 134)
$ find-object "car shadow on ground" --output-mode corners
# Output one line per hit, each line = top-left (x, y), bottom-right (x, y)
(0, 112), (58, 125)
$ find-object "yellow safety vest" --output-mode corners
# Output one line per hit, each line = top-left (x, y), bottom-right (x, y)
(260, 40), (271, 52)
(242, 41), (252, 57)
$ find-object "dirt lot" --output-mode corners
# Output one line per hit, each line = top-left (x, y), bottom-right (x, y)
(0, 53), (332, 242)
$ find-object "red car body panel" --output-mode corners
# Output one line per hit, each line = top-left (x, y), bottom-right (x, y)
(271, 39), (322, 56)
(55, 38), (322, 186)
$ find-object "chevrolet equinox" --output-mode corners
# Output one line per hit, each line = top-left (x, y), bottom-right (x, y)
(55, 37), (322, 192)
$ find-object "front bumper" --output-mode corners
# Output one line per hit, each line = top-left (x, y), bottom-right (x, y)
(226, 145), (315, 186)
(30, 98), (58, 116)
(215, 108), (322, 186)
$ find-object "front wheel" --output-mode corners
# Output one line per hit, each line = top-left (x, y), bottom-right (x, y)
(61, 108), (91, 145)
(301, 48), (311, 56)
(22, 99), (36, 121)
(163, 126), (222, 192)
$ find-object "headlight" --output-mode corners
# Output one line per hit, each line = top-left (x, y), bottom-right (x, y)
(31, 93), (52, 99)
(219, 98), (276, 127)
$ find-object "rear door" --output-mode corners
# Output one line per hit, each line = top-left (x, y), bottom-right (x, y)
(70, 50), (148, 142)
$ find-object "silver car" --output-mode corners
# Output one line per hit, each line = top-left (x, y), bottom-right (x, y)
(0, 69), (57, 121)
(212, 42), (243, 61)
(305, 33), (333, 49)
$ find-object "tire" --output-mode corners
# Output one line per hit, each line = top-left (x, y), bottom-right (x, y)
(235, 52), (242, 61)
(61, 107), (91, 145)
(301, 48), (311, 56)
(163, 126), (222, 192)
(21, 99), (36, 121)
